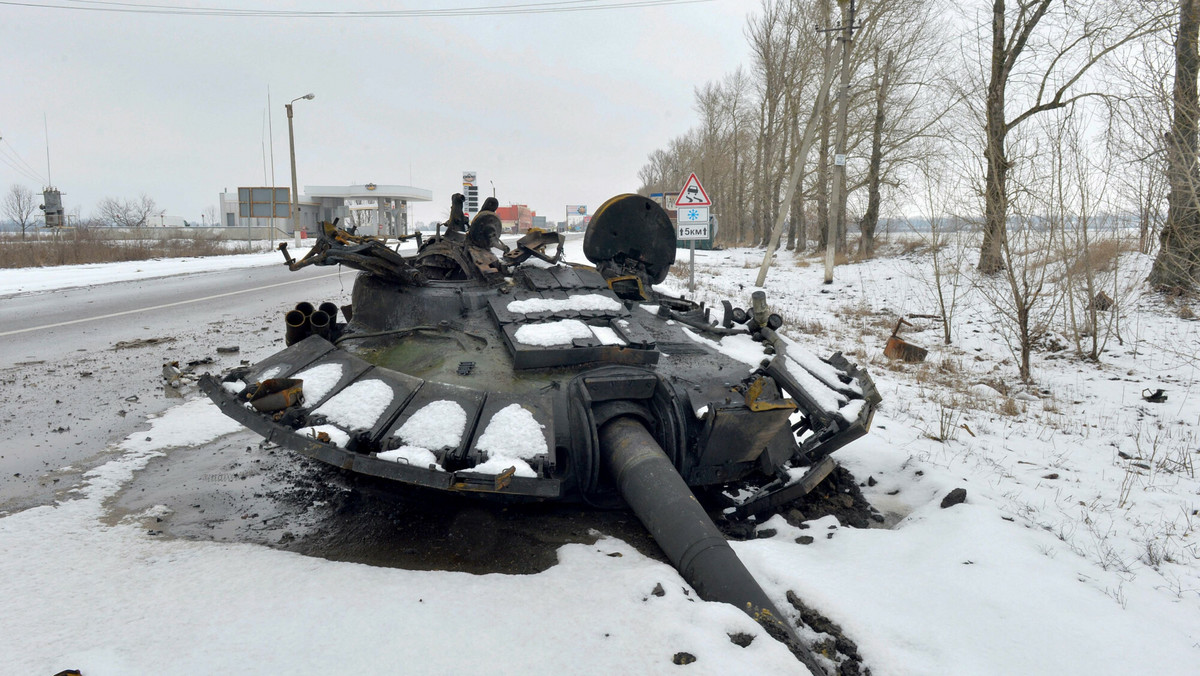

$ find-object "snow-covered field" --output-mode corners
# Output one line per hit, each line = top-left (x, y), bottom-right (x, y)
(1, 235), (1198, 674)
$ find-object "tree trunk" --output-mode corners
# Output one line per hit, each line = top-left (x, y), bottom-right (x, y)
(817, 94), (832, 250)
(859, 50), (893, 258)
(980, 0), (1010, 274)
(1150, 0), (1200, 290)
(753, 101), (767, 247)
(762, 95), (780, 248)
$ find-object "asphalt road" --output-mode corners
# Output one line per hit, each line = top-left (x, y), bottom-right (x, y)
(0, 260), (357, 512)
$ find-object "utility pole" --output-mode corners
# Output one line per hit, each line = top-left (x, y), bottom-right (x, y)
(268, 86), (277, 248)
(825, 0), (857, 285)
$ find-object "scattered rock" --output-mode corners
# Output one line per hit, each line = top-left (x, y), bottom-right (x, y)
(786, 591), (868, 675)
(756, 528), (777, 539)
(796, 535), (815, 545)
(216, 346), (240, 354)
(652, 583), (665, 597)
(728, 632), (755, 648)
(940, 488), (967, 509)
(1042, 473), (1059, 480)
(784, 508), (806, 526)
(672, 652), (696, 665)
(866, 476), (877, 487)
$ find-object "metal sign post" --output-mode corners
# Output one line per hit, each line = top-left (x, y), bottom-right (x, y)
(690, 240), (695, 292)
(676, 205), (709, 294)
(674, 173), (712, 295)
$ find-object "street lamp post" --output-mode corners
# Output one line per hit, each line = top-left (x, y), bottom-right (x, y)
(286, 93), (315, 238)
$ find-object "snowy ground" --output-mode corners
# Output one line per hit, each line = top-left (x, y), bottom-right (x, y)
(1, 235), (1198, 674)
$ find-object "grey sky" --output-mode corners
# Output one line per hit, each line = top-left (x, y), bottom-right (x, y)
(0, 0), (755, 227)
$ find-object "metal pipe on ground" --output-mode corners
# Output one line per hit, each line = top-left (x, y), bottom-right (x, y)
(295, 301), (315, 317)
(284, 309), (311, 346)
(597, 416), (825, 674)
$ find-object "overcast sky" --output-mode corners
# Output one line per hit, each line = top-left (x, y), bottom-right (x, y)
(0, 0), (756, 226)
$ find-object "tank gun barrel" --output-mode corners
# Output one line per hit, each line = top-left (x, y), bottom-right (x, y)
(598, 416), (825, 673)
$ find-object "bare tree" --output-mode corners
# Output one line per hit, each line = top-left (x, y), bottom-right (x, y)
(747, 0), (800, 247)
(1150, 0), (1200, 290)
(858, 50), (894, 257)
(2, 184), (39, 239)
(975, 0), (1165, 274)
(96, 194), (164, 229)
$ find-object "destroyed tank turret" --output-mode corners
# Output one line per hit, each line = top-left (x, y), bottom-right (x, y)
(201, 193), (879, 668)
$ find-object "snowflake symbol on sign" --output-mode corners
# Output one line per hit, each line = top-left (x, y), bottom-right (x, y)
(688, 209), (699, 221)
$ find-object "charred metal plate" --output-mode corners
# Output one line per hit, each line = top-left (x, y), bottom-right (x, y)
(519, 267), (561, 290)
(764, 356), (844, 430)
(499, 323), (659, 370)
(609, 316), (655, 349)
(693, 405), (794, 477)
(244, 334), (337, 384)
(292, 350), (376, 412)
(580, 371), (659, 402)
(464, 391), (556, 475)
(379, 380), (487, 466)
(358, 367), (425, 441)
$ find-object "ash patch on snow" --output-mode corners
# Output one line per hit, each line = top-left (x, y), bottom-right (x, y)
(280, 468), (664, 574)
(110, 435), (663, 575)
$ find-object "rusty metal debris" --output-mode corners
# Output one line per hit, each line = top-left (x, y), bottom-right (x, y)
(884, 317), (928, 363)
(247, 378), (304, 412)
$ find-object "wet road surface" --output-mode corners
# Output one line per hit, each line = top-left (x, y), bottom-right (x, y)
(0, 261), (355, 512)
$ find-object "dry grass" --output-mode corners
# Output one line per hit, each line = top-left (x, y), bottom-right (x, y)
(937, 356), (962, 375)
(998, 397), (1022, 417)
(793, 319), (826, 336)
(1064, 237), (1135, 279)
(0, 229), (235, 268)
(1180, 304), (1195, 321)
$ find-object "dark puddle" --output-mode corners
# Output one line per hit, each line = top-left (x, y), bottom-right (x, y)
(109, 434), (662, 575)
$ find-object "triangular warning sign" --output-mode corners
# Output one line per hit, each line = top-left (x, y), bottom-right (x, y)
(674, 173), (711, 207)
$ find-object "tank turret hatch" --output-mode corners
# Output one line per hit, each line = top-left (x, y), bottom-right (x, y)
(584, 194), (676, 297)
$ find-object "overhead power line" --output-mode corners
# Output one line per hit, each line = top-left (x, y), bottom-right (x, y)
(0, 141), (47, 185)
(0, 0), (712, 18)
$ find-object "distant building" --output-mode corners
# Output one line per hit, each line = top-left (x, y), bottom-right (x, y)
(532, 215), (547, 231)
(219, 183), (432, 236)
(495, 204), (535, 233)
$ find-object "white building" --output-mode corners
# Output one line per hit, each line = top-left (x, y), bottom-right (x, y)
(219, 183), (432, 236)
